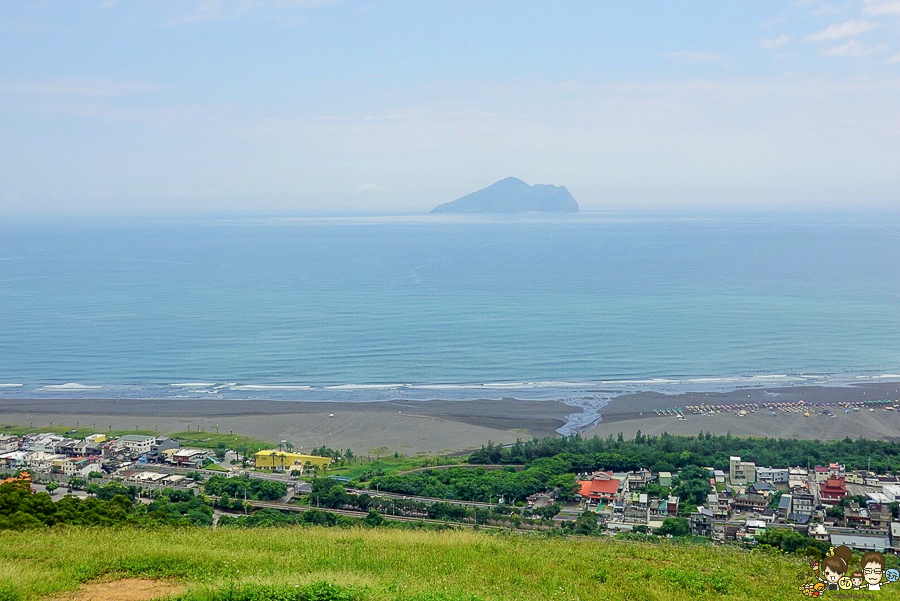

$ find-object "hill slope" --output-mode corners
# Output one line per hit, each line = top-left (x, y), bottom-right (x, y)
(0, 526), (806, 600)
(432, 177), (579, 213)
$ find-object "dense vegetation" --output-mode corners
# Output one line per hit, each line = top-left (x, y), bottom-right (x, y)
(469, 431), (900, 473)
(369, 457), (577, 503)
(204, 474), (287, 501)
(0, 481), (212, 528)
(0, 525), (808, 600)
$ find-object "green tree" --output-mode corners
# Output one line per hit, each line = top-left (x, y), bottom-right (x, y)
(655, 517), (690, 537)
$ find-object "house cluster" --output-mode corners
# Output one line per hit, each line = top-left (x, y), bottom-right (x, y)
(575, 455), (900, 554)
(0, 432), (214, 478)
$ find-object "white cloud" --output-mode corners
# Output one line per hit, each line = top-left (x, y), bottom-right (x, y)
(863, 0), (900, 16)
(761, 14), (788, 28)
(805, 19), (877, 41)
(664, 52), (727, 66)
(357, 184), (386, 192)
(888, 52), (900, 64)
(812, 4), (841, 16)
(822, 40), (873, 56)
(761, 35), (792, 50)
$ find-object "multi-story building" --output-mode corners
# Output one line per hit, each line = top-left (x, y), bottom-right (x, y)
(625, 468), (652, 491)
(690, 507), (713, 537)
(147, 437), (180, 462)
(60, 458), (102, 478)
(819, 477), (848, 503)
(623, 492), (650, 524)
(576, 471), (621, 504)
(869, 503), (892, 530)
(0, 451), (28, 469)
(756, 467), (789, 484)
(25, 451), (65, 471)
(22, 433), (66, 453)
(791, 490), (815, 516)
(0, 436), (20, 452)
(732, 493), (767, 512)
(777, 494), (792, 521)
(729, 456), (756, 484)
(708, 493), (729, 520)
(845, 503), (870, 528)
(116, 435), (156, 456)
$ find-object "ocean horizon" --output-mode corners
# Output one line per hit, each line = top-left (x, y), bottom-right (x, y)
(2, 210), (899, 410)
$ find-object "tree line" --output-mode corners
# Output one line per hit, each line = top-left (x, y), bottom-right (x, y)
(469, 432), (900, 473)
(0, 480), (212, 529)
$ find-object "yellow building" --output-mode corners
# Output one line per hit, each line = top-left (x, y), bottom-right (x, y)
(254, 450), (331, 471)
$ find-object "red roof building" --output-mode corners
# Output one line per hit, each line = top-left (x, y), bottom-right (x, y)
(819, 476), (848, 503)
(577, 472), (620, 503)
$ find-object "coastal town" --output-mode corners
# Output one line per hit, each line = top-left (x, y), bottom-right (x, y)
(3, 427), (900, 558)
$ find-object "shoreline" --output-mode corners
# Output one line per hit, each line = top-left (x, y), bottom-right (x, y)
(583, 380), (900, 442)
(0, 397), (569, 456)
(2, 381), (899, 454)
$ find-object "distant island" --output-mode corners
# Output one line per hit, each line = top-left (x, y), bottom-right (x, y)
(431, 177), (579, 213)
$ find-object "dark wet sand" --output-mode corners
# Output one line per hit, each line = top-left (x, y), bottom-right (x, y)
(585, 381), (900, 442)
(2, 381), (899, 454)
(0, 397), (569, 455)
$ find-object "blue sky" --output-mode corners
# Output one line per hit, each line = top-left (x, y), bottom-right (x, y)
(2, 0), (899, 215)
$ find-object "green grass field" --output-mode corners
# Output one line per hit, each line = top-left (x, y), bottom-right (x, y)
(166, 432), (273, 455)
(0, 526), (814, 600)
(0, 423), (273, 456)
(325, 455), (450, 480)
(0, 423), (156, 439)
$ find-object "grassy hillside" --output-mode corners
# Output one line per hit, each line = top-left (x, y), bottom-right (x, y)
(0, 526), (812, 600)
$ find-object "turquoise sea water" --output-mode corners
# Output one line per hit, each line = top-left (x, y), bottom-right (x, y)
(1, 212), (899, 422)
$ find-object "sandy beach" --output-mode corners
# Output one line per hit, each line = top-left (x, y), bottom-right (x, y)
(2, 381), (899, 455)
(0, 397), (569, 456)
(584, 380), (900, 442)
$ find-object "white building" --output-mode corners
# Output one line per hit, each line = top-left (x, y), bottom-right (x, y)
(756, 467), (789, 484)
(60, 458), (102, 478)
(125, 471), (167, 484)
(881, 484), (900, 503)
(0, 451), (29, 468)
(116, 435), (156, 455)
(25, 451), (65, 471)
(0, 436), (20, 452)
(22, 433), (66, 453)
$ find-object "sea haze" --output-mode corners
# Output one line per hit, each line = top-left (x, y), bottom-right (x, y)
(1, 212), (899, 405)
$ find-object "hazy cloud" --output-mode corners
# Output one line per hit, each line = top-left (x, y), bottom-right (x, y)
(357, 184), (386, 192)
(812, 4), (841, 16)
(863, 0), (900, 16)
(761, 35), (792, 50)
(888, 52), (900, 64)
(761, 14), (789, 28)
(806, 19), (876, 41)
(664, 52), (727, 66)
(822, 40), (873, 56)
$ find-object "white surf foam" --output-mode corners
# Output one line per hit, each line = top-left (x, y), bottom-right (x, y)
(325, 384), (409, 390)
(170, 383), (217, 388)
(0, 384), (24, 388)
(230, 385), (313, 391)
(39, 383), (101, 390)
